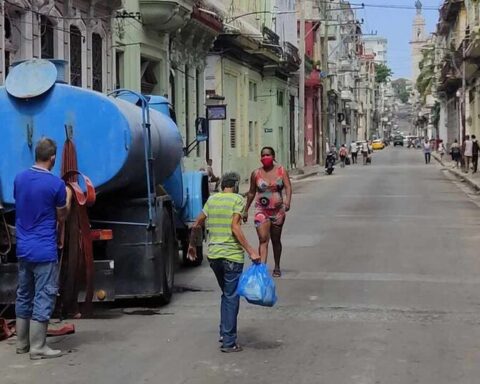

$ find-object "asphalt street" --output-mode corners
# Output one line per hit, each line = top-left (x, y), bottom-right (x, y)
(2, 147), (480, 384)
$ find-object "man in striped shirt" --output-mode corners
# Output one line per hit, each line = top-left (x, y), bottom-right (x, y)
(188, 172), (260, 353)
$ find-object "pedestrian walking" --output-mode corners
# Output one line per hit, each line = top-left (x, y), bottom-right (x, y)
(361, 141), (369, 165)
(350, 141), (358, 164)
(463, 135), (473, 173)
(244, 147), (292, 277)
(451, 139), (461, 168)
(423, 139), (431, 164)
(472, 135), (479, 173)
(14, 138), (72, 360)
(188, 172), (260, 353)
(339, 144), (348, 168)
(437, 140), (446, 162)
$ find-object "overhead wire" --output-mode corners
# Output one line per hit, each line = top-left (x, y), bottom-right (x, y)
(318, 1), (440, 12)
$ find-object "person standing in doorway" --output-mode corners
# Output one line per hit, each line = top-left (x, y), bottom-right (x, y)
(244, 147), (292, 278)
(14, 138), (72, 360)
(472, 135), (479, 173)
(463, 135), (473, 173)
(188, 172), (260, 352)
(423, 139), (432, 164)
(350, 141), (358, 164)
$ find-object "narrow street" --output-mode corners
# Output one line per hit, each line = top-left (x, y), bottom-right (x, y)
(3, 147), (480, 384)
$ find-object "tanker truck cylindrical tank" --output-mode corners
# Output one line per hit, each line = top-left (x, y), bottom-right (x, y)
(0, 83), (183, 206)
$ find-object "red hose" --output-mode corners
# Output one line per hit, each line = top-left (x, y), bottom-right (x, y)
(59, 139), (95, 317)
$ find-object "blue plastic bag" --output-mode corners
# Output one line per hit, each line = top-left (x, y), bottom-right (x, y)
(237, 263), (278, 307)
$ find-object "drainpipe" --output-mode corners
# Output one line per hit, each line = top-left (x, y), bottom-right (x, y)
(298, 0), (305, 168)
(461, 39), (466, 143)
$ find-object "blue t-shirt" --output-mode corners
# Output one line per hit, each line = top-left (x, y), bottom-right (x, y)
(14, 167), (67, 263)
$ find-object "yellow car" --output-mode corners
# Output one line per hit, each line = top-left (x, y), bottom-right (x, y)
(372, 139), (385, 150)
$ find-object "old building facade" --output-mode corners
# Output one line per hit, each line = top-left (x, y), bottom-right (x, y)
(416, 0), (480, 147)
(0, 0), (121, 90)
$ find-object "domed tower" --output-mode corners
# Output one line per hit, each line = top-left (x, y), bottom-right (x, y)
(410, 0), (427, 84)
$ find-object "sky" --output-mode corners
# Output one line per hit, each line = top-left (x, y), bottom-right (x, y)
(358, 0), (443, 80)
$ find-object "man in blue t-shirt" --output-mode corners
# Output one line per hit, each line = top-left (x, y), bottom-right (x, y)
(14, 138), (71, 360)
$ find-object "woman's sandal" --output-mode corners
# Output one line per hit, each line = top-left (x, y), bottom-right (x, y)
(272, 269), (282, 278)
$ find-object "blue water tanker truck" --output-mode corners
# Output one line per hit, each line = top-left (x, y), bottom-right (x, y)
(0, 59), (208, 309)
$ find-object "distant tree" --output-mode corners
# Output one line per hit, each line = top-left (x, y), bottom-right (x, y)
(375, 63), (393, 84)
(392, 78), (410, 103)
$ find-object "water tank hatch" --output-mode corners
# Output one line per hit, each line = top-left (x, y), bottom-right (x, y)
(49, 59), (68, 83)
(5, 59), (57, 99)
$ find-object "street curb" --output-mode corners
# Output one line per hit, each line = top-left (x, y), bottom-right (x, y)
(433, 154), (480, 192)
(291, 170), (321, 181)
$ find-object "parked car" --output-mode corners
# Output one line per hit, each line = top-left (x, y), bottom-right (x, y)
(372, 139), (385, 150)
(393, 135), (404, 146)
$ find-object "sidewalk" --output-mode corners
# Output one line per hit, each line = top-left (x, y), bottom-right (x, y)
(432, 153), (480, 192)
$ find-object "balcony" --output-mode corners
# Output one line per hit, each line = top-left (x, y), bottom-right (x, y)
(439, 0), (464, 23)
(263, 26), (280, 46)
(466, 27), (480, 60)
(437, 60), (461, 93)
(139, 0), (194, 32)
(437, 0), (464, 36)
(280, 42), (301, 73)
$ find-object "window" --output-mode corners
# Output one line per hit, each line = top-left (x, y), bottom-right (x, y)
(5, 16), (11, 40)
(115, 51), (124, 89)
(41, 16), (54, 59)
(196, 69), (201, 157)
(92, 33), (103, 92)
(248, 121), (254, 152)
(185, 66), (190, 151)
(5, 50), (11, 78)
(230, 119), (237, 148)
(249, 81), (257, 101)
(169, 69), (176, 112)
(277, 90), (284, 106)
(70, 25), (82, 86)
(4, 17), (11, 78)
(141, 58), (158, 94)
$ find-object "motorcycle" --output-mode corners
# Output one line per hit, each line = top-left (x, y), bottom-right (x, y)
(325, 152), (336, 175)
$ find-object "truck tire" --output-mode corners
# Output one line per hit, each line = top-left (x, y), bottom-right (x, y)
(158, 207), (176, 304)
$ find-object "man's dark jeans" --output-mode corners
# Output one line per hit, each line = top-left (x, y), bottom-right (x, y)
(425, 152), (431, 164)
(351, 152), (357, 164)
(473, 155), (478, 173)
(209, 258), (243, 348)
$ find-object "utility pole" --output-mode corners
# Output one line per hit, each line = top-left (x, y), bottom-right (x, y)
(298, 0), (305, 168)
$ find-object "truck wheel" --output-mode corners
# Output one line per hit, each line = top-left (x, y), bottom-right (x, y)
(158, 208), (176, 304)
(182, 240), (204, 267)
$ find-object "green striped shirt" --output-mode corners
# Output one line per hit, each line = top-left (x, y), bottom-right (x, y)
(203, 192), (245, 263)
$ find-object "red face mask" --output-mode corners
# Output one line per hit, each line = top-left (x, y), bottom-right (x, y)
(261, 156), (274, 168)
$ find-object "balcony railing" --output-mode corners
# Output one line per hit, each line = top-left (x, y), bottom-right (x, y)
(283, 42), (301, 66)
(262, 26), (280, 46)
(139, 0), (194, 32)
